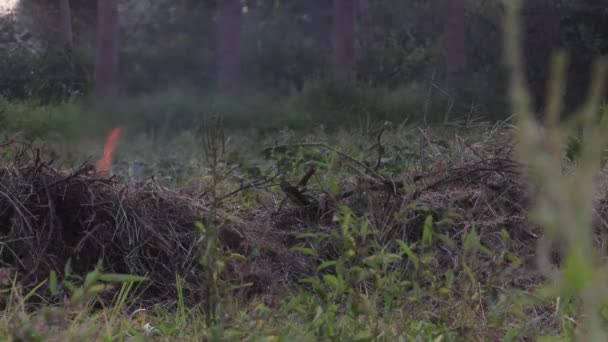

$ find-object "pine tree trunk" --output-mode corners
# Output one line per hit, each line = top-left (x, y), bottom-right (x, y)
(217, 0), (243, 93)
(94, 0), (119, 99)
(523, 0), (561, 112)
(58, 0), (73, 48)
(332, 0), (356, 79)
(357, 0), (371, 50)
(442, 0), (466, 75)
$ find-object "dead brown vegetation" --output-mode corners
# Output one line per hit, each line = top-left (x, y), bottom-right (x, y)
(0, 133), (578, 307)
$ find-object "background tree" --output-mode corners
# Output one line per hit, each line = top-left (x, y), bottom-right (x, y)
(94, 0), (119, 99)
(240, 0), (331, 92)
(560, 1), (608, 109)
(217, 0), (243, 93)
(58, 0), (73, 48)
(442, 0), (466, 76)
(357, 0), (371, 51)
(3, 0), (607, 118)
(332, 0), (356, 79)
(523, 0), (561, 112)
(16, 0), (96, 49)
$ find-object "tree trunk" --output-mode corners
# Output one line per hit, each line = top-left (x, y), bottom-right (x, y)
(332, 0), (356, 79)
(217, 0), (243, 94)
(58, 0), (73, 48)
(357, 0), (371, 50)
(94, 0), (120, 99)
(442, 0), (466, 75)
(523, 0), (561, 112)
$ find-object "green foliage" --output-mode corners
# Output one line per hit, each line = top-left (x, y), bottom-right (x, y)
(0, 100), (87, 140)
(284, 205), (467, 340)
(0, 260), (144, 341)
(3, 2), (608, 339)
(52, 260), (145, 305)
(0, 49), (90, 104)
(287, 79), (433, 128)
(2, 0), (607, 123)
(0, 111), (592, 340)
(565, 135), (582, 162)
(94, 84), (435, 137)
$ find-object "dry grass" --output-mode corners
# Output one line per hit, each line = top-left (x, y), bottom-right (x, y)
(1, 123), (608, 339)
(0, 130), (545, 299)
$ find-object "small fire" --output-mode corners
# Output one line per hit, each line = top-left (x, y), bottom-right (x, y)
(95, 127), (123, 176)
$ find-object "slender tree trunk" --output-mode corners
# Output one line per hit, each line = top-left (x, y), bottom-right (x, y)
(217, 0), (243, 93)
(94, 0), (120, 99)
(332, 0), (356, 79)
(58, 0), (73, 48)
(523, 0), (561, 112)
(442, 0), (466, 75)
(357, 0), (371, 50)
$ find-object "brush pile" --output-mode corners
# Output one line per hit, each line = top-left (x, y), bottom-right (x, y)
(271, 132), (535, 245)
(262, 130), (545, 294)
(0, 132), (560, 305)
(0, 147), (209, 302)
(0, 142), (311, 305)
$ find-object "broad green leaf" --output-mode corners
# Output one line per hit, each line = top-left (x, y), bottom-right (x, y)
(63, 280), (77, 293)
(463, 228), (479, 252)
(317, 260), (337, 272)
(360, 220), (369, 240)
(328, 178), (340, 194)
(396, 240), (419, 270)
(295, 233), (321, 239)
(352, 329), (374, 342)
(195, 221), (206, 233)
(422, 215), (433, 248)
(99, 273), (146, 283)
(49, 271), (58, 295)
(64, 259), (72, 276)
(363, 253), (401, 268)
(71, 288), (85, 303)
(500, 228), (512, 245)
(505, 251), (523, 266)
(228, 253), (246, 261)
(323, 274), (339, 288)
(87, 284), (112, 297)
(83, 269), (101, 289)
(340, 206), (352, 231)
(291, 247), (318, 257)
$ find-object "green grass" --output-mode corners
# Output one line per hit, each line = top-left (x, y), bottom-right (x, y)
(0, 118), (591, 341)
(0, 76), (506, 145)
(0, 100), (605, 341)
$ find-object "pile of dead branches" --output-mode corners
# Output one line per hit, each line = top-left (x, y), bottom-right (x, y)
(0, 143), (213, 304)
(0, 131), (569, 306)
(0, 141), (315, 306)
(264, 130), (541, 291)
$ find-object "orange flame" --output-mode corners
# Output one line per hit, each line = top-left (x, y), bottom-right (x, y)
(95, 127), (123, 175)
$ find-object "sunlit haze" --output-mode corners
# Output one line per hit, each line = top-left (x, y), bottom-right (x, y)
(0, 0), (17, 10)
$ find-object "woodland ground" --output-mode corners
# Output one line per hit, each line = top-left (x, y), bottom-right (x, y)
(1, 2), (606, 339)
(0, 116), (603, 341)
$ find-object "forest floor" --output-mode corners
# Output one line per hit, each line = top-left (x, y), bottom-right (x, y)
(0, 119), (600, 341)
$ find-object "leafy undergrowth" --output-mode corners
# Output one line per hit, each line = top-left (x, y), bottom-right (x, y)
(0, 118), (605, 341)
(3, 2), (607, 338)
